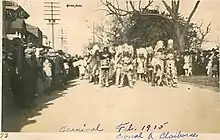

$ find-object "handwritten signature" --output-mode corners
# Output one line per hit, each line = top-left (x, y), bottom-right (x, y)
(66, 4), (82, 8)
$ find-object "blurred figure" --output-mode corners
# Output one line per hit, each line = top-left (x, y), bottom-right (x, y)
(115, 45), (123, 86)
(10, 38), (26, 107)
(73, 55), (80, 79)
(212, 51), (219, 77)
(23, 44), (38, 108)
(43, 58), (52, 93)
(206, 52), (214, 76)
(146, 46), (154, 83)
(92, 50), (101, 85)
(63, 59), (70, 84)
(136, 53), (146, 81)
(119, 46), (134, 88)
(165, 51), (178, 87)
(54, 50), (64, 89)
(100, 47), (111, 87)
(78, 56), (86, 80)
(183, 50), (192, 76)
(151, 41), (164, 86)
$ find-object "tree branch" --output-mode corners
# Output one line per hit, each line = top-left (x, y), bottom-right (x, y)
(176, 0), (180, 14)
(162, 0), (175, 18)
(196, 22), (211, 47)
(172, 0), (176, 14)
(142, 0), (153, 11)
(100, 0), (128, 29)
(182, 0), (200, 36)
(139, 0), (142, 12)
(187, 0), (200, 24)
(129, 1), (137, 12)
(115, 0), (120, 13)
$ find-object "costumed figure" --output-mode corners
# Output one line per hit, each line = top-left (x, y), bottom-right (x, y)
(92, 50), (101, 85)
(151, 40), (165, 86)
(164, 39), (178, 87)
(100, 46), (111, 87)
(145, 46), (154, 83)
(119, 44), (134, 88)
(165, 52), (178, 87)
(136, 48), (147, 81)
(114, 45), (123, 86)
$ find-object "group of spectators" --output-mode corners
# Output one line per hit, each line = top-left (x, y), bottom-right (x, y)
(2, 37), (77, 110)
(176, 48), (219, 77)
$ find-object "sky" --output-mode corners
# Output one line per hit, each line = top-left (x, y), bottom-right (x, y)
(15, 0), (220, 54)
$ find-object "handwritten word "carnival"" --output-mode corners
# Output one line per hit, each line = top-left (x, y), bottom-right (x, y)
(59, 124), (103, 132)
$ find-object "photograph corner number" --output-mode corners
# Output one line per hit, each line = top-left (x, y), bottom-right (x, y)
(0, 133), (9, 139)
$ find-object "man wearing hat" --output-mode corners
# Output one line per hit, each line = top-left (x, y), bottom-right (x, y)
(10, 38), (28, 107)
(54, 50), (65, 89)
(2, 47), (13, 112)
(20, 43), (39, 107)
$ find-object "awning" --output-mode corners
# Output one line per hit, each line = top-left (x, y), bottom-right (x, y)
(26, 24), (42, 38)
(10, 18), (26, 31)
(26, 24), (43, 48)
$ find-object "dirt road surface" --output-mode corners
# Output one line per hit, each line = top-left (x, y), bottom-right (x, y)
(4, 79), (220, 133)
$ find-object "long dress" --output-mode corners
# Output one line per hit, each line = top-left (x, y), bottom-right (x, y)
(43, 60), (52, 89)
(79, 59), (86, 76)
(183, 55), (191, 70)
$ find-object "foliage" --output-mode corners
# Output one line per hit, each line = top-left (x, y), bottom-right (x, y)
(96, 0), (210, 51)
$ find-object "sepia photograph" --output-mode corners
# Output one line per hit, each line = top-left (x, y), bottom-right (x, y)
(1, 0), (220, 139)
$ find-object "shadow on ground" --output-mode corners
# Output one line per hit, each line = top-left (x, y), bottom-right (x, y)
(178, 76), (219, 92)
(2, 79), (79, 132)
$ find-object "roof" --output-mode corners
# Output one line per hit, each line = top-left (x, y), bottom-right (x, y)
(3, 1), (29, 19)
(11, 18), (26, 30)
(26, 24), (42, 38)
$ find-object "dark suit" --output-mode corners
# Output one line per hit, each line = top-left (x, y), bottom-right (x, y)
(54, 55), (64, 88)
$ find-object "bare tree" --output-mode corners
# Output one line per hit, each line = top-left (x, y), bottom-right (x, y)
(162, 0), (200, 52)
(100, 0), (201, 52)
(196, 22), (211, 48)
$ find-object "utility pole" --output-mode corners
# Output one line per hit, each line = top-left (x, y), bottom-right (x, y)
(57, 28), (67, 52)
(44, 2), (60, 50)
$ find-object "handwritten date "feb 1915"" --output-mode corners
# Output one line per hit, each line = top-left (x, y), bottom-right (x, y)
(116, 122), (168, 133)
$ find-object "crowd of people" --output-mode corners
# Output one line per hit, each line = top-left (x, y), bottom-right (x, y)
(2, 37), (219, 109)
(76, 39), (219, 89)
(2, 37), (77, 109)
(176, 48), (219, 77)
